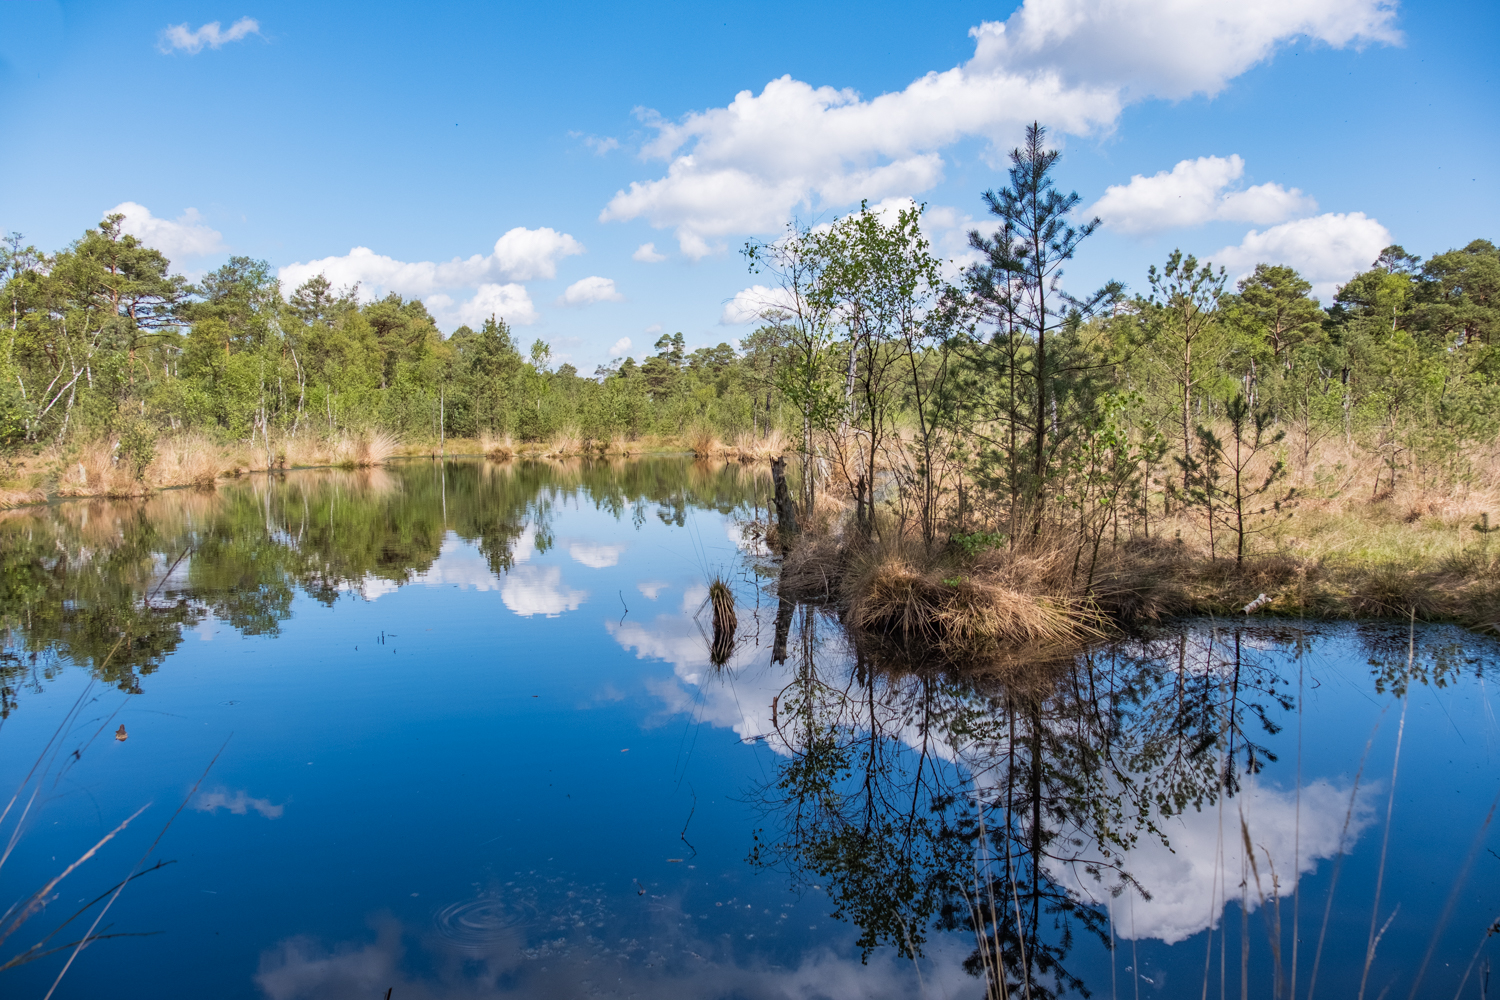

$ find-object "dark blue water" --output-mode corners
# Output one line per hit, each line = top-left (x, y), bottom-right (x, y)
(1, 459), (1496, 999)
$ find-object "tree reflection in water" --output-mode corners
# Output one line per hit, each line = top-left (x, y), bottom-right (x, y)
(0, 457), (776, 717)
(749, 597), (1309, 999)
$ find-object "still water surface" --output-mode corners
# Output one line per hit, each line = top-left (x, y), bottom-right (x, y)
(1, 458), (1496, 998)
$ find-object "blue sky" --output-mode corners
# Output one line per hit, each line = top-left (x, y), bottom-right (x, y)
(1, 0), (1496, 370)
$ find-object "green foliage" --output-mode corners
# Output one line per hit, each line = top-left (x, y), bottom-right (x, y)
(949, 530), (1008, 559)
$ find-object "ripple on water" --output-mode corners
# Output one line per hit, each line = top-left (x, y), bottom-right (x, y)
(432, 898), (528, 950)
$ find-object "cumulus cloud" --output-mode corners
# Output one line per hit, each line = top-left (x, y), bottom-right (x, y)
(255, 912), (976, 1000)
(438, 283), (539, 327)
(632, 242), (667, 263)
(159, 17), (261, 54)
(277, 228), (582, 296)
(720, 284), (799, 325)
(109, 202), (225, 259)
(276, 227), (581, 328)
(573, 133), (619, 155)
(607, 337), (632, 357)
(1211, 211), (1391, 301)
(568, 542), (626, 568)
(501, 565), (586, 617)
(491, 227), (585, 280)
(559, 275), (624, 306)
(636, 580), (669, 600)
(193, 787), (284, 819)
(601, 0), (1398, 255)
(1051, 778), (1375, 944)
(1090, 155), (1316, 234)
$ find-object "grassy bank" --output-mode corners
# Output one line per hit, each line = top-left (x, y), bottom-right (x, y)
(774, 474), (1500, 663)
(0, 428), (789, 508)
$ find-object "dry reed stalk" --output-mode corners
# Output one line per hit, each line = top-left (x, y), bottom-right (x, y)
(708, 578), (737, 666)
(0, 487), (47, 509)
(52, 441), (153, 499)
(146, 433), (222, 489)
(688, 428), (721, 459)
(480, 433), (516, 460)
(543, 430), (585, 458)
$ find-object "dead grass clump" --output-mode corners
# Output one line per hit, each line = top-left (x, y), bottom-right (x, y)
(726, 428), (786, 463)
(1344, 563), (1437, 619)
(778, 534), (843, 601)
(481, 433), (516, 460)
(544, 430), (585, 458)
(148, 433), (221, 489)
(0, 487), (46, 509)
(333, 430), (399, 468)
(689, 428), (721, 459)
(708, 577), (738, 666)
(53, 440), (153, 498)
(844, 545), (1099, 659)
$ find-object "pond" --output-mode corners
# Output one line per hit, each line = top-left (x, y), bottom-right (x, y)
(1, 458), (1496, 999)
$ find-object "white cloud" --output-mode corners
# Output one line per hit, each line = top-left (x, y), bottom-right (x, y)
(559, 275), (624, 306)
(568, 542), (626, 568)
(491, 227), (585, 281)
(636, 580), (669, 600)
(1051, 778), (1374, 945)
(159, 17), (261, 54)
(193, 787), (284, 819)
(632, 242), (667, 263)
(1211, 211), (1391, 300)
(601, 0), (1397, 254)
(1090, 155), (1316, 234)
(720, 284), (799, 325)
(109, 202), (225, 259)
(501, 565), (587, 618)
(643, 323), (662, 334)
(969, 0), (1398, 101)
(277, 227), (582, 297)
(277, 227), (580, 328)
(448, 283), (539, 327)
(607, 337), (632, 357)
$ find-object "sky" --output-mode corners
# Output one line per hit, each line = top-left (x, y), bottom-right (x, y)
(1, 0), (1496, 371)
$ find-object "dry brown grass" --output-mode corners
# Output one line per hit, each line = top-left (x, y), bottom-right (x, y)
(53, 440), (154, 498)
(149, 432), (222, 489)
(773, 434), (1500, 664)
(688, 428), (721, 459)
(841, 539), (1105, 660)
(480, 432), (516, 460)
(724, 428), (788, 463)
(0, 487), (47, 509)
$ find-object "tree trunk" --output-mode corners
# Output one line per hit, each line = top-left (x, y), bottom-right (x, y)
(771, 455), (800, 547)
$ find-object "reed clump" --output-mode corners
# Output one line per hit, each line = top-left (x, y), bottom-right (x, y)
(479, 432), (516, 460)
(845, 543), (1102, 658)
(708, 576), (738, 666)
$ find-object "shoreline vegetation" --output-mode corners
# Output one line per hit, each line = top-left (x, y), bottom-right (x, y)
(4, 122), (1498, 644)
(0, 428), (790, 507)
(770, 440), (1500, 664)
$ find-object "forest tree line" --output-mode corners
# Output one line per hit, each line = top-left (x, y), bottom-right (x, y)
(2, 122), (1496, 551)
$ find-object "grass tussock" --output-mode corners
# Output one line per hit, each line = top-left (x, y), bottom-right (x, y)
(333, 430), (400, 468)
(53, 440), (155, 498)
(0, 486), (47, 509)
(689, 429), (721, 459)
(708, 576), (738, 667)
(479, 432), (516, 460)
(840, 539), (1105, 661)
